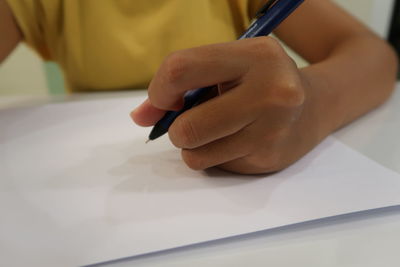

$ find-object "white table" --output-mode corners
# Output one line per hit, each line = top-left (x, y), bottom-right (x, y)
(2, 84), (400, 267)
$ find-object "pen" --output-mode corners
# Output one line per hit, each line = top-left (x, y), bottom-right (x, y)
(147, 0), (304, 142)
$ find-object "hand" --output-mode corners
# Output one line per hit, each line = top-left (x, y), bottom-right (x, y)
(131, 37), (322, 174)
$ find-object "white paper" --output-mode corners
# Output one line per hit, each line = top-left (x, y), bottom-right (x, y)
(1, 96), (400, 267)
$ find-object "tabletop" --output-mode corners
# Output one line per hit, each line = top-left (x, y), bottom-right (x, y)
(1, 83), (400, 267)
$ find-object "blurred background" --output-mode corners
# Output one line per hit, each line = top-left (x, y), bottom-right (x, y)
(0, 0), (396, 97)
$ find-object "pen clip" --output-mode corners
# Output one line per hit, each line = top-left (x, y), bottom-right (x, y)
(254, 0), (279, 18)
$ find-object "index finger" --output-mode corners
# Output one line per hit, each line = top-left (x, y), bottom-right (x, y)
(148, 40), (252, 111)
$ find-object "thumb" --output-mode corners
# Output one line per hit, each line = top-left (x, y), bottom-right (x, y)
(130, 98), (166, 127)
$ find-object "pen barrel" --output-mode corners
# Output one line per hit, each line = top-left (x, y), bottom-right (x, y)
(149, 86), (213, 140)
(240, 0), (304, 39)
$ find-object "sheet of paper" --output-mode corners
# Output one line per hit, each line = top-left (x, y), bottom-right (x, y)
(1, 96), (400, 267)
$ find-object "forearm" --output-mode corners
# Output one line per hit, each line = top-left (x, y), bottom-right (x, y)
(301, 34), (398, 141)
(0, 0), (21, 63)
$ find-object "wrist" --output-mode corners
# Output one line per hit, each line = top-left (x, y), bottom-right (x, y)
(276, 67), (333, 169)
(297, 67), (340, 143)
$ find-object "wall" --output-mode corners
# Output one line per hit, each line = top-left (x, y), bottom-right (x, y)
(336, 0), (394, 37)
(286, 0), (395, 67)
(0, 0), (395, 96)
(0, 44), (47, 95)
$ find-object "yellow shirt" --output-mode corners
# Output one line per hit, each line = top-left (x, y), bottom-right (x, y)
(7, 0), (263, 92)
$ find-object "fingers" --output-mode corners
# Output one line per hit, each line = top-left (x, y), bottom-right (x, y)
(130, 98), (166, 127)
(181, 127), (254, 170)
(217, 157), (278, 175)
(148, 40), (252, 110)
(168, 85), (257, 149)
(181, 118), (292, 174)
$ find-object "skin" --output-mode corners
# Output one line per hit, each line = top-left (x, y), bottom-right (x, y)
(1, 0), (398, 174)
(0, 0), (21, 62)
(131, 0), (398, 174)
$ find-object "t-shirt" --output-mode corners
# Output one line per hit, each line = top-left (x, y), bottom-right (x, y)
(7, 0), (263, 92)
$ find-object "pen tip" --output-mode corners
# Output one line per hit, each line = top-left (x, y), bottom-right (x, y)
(145, 139), (151, 144)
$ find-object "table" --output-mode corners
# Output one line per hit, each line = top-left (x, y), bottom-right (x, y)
(2, 84), (400, 267)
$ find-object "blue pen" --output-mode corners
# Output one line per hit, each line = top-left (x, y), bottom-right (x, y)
(147, 0), (304, 141)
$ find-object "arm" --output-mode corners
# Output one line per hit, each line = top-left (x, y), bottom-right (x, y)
(275, 0), (398, 139)
(0, 0), (22, 63)
(131, 0), (398, 174)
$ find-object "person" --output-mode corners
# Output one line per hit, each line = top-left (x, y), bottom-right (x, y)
(0, 0), (397, 174)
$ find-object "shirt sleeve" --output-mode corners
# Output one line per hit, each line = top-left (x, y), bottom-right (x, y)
(6, 0), (52, 60)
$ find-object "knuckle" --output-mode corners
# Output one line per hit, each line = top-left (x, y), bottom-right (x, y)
(169, 116), (199, 149)
(245, 152), (283, 174)
(182, 150), (206, 170)
(265, 79), (305, 108)
(250, 36), (283, 58)
(279, 82), (305, 107)
(261, 128), (290, 144)
(162, 52), (189, 84)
